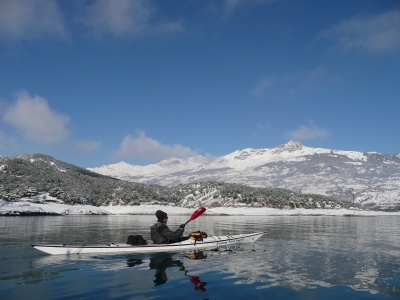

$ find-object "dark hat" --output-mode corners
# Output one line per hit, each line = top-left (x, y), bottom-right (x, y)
(155, 210), (168, 221)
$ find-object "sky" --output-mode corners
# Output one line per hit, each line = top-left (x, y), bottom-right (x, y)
(0, 0), (399, 168)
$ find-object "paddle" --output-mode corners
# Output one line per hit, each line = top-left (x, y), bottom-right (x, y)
(183, 207), (206, 226)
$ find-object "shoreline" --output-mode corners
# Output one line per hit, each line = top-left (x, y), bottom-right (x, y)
(1, 200), (400, 216)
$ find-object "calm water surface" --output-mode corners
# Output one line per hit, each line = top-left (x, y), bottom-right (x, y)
(1, 215), (400, 299)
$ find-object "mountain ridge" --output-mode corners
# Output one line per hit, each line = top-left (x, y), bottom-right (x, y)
(0, 152), (353, 211)
(88, 141), (400, 209)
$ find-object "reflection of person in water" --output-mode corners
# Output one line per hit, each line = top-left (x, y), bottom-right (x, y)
(148, 253), (207, 291)
(149, 254), (185, 286)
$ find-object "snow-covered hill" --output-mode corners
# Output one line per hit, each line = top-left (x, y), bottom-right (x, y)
(88, 141), (400, 209)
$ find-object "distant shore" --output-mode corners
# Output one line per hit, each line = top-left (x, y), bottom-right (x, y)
(1, 200), (399, 216)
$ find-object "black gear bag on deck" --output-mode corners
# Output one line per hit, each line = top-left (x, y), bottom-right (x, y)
(126, 235), (147, 245)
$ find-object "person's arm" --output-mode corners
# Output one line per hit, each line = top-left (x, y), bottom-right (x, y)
(158, 225), (184, 241)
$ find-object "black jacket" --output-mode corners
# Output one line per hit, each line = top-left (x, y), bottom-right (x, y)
(150, 221), (184, 244)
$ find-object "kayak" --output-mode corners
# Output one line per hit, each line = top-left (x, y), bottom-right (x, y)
(32, 232), (264, 255)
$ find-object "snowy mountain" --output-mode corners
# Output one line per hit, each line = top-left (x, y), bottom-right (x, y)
(88, 141), (400, 209)
(0, 153), (349, 211)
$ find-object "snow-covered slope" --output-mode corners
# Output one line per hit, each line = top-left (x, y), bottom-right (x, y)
(88, 141), (400, 208)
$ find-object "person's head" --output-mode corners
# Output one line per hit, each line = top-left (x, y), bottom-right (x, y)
(155, 210), (168, 223)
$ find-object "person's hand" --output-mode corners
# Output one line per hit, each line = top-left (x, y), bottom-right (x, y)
(179, 224), (185, 229)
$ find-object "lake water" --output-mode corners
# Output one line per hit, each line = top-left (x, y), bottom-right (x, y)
(1, 215), (400, 299)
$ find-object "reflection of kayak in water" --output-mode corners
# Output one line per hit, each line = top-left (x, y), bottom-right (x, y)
(32, 232), (264, 255)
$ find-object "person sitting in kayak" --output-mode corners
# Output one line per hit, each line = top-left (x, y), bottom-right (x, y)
(151, 210), (185, 244)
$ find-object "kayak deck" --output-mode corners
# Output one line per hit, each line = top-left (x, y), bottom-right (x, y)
(32, 232), (264, 255)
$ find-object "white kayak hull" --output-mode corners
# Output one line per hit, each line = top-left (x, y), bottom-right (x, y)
(32, 232), (264, 255)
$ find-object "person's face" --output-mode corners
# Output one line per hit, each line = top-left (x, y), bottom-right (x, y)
(163, 217), (168, 223)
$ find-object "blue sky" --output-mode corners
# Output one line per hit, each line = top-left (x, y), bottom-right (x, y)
(0, 0), (399, 168)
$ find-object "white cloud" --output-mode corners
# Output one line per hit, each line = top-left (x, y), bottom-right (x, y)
(225, 0), (277, 11)
(0, 0), (66, 41)
(224, 0), (242, 15)
(320, 10), (400, 53)
(70, 140), (101, 155)
(222, 0), (277, 18)
(286, 121), (330, 141)
(2, 91), (70, 144)
(0, 0), (183, 42)
(81, 0), (183, 38)
(114, 130), (198, 161)
(251, 65), (335, 99)
(251, 75), (278, 98)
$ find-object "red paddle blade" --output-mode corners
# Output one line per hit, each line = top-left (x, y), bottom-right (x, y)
(189, 207), (206, 221)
